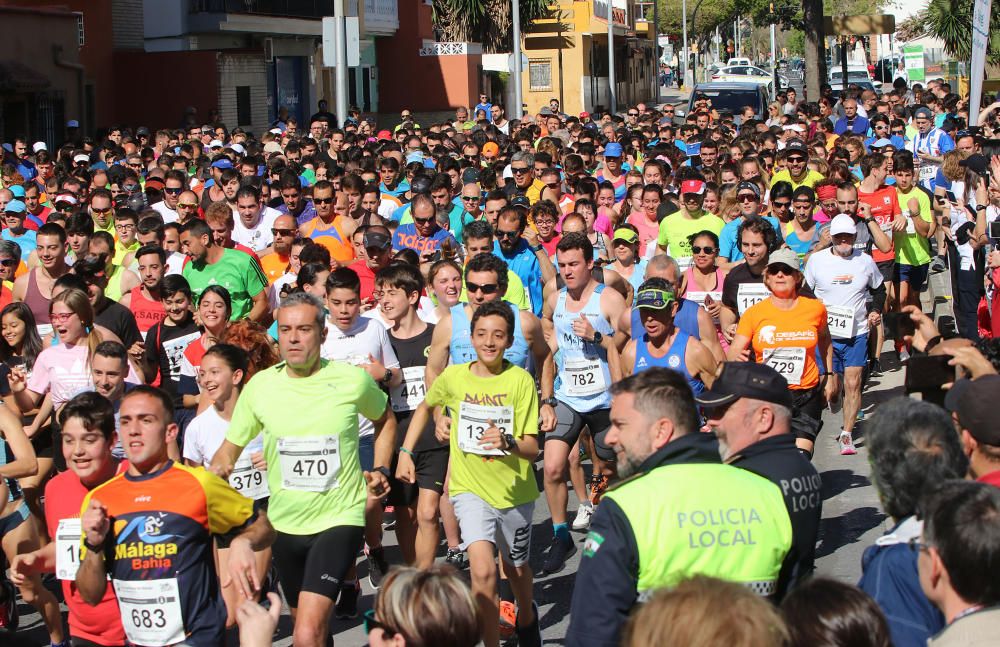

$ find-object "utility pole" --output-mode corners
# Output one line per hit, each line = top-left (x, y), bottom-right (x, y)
(513, 0), (523, 118)
(334, 0), (349, 123)
(769, 2), (777, 100)
(652, 0), (659, 102)
(681, 0), (688, 87)
(608, 0), (616, 112)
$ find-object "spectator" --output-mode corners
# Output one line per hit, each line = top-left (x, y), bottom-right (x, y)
(781, 577), (892, 647)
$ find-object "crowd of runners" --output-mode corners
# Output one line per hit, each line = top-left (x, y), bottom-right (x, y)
(0, 74), (998, 647)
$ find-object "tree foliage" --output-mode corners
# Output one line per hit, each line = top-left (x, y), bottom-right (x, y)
(432, 0), (552, 53)
(904, 0), (1000, 64)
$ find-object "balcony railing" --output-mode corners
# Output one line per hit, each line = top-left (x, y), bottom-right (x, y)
(189, 0), (334, 18)
(363, 0), (398, 34)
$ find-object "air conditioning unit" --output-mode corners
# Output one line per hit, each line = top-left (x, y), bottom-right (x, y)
(264, 37), (274, 63)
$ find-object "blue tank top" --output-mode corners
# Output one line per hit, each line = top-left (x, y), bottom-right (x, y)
(554, 284), (614, 411)
(633, 330), (705, 396)
(0, 439), (22, 502)
(449, 302), (529, 368)
(630, 298), (701, 341)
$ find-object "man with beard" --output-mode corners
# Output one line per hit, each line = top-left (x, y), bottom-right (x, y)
(566, 367), (792, 647)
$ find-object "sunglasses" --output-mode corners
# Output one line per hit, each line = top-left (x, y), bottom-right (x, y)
(363, 609), (397, 637)
(461, 195), (481, 202)
(0, 259), (14, 267)
(737, 194), (759, 202)
(271, 228), (295, 236)
(786, 157), (806, 164)
(467, 281), (500, 294)
(546, 182), (561, 189)
(692, 245), (716, 254)
(313, 197), (334, 204)
(464, 154), (479, 161)
(767, 264), (797, 276)
(627, 112), (638, 117)
(892, 129), (905, 135)
(495, 229), (520, 239)
(413, 216), (436, 225)
(177, 202), (197, 209)
(511, 167), (529, 174)
(772, 201), (791, 209)
(164, 187), (183, 195)
(91, 207), (113, 214)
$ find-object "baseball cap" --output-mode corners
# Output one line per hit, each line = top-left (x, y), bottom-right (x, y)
(680, 179), (706, 195)
(405, 151), (423, 165)
(784, 138), (807, 154)
(736, 181), (761, 199)
(32, 141), (47, 153)
(580, 111), (590, 119)
(143, 178), (165, 191)
(636, 287), (676, 310)
(510, 195), (531, 209)
(208, 139), (224, 148)
(766, 247), (801, 270)
(377, 130), (392, 141)
(945, 375), (1000, 445)
(960, 154), (989, 176)
(409, 175), (432, 194)
(263, 142), (283, 155)
(54, 193), (78, 206)
(612, 228), (639, 244)
(66, 120), (79, 128)
(73, 153), (90, 164)
(870, 138), (894, 149)
(363, 230), (392, 250)
(8, 185), (24, 199)
(269, 128), (284, 135)
(461, 167), (480, 185)
(211, 158), (234, 169)
(782, 124), (805, 133)
(136, 127), (151, 137)
(830, 214), (857, 237)
(604, 142), (623, 158)
(695, 362), (793, 409)
(913, 106), (933, 120)
(229, 143), (246, 156)
(4, 200), (25, 214)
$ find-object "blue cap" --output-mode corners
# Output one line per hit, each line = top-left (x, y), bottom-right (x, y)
(871, 138), (894, 148)
(66, 120), (80, 128)
(423, 157), (437, 169)
(1, 144), (11, 153)
(211, 159), (234, 169)
(4, 200), (26, 214)
(913, 106), (933, 120)
(604, 142), (623, 158)
(8, 185), (25, 199)
(405, 151), (423, 165)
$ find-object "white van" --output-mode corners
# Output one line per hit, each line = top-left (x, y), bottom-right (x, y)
(727, 57), (752, 67)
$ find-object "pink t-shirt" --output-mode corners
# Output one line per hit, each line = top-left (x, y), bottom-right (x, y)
(627, 211), (660, 257)
(28, 342), (141, 408)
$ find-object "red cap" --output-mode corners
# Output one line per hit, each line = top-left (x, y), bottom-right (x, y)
(377, 130), (392, 141)
(680, 179), (706, 195)
(579, 111), (590, 119)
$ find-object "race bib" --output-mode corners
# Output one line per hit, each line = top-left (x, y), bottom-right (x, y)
(55, 518), (81, 581)
(114, 578), (185, 647)
(277, 436), (340, 492)
(675, 256), (694, 271)
(456, 401), (512, 456)
(563, 357), (607, 396)
(685, 290), (723, 309)
(36, 323), (53, 338)
(826, 304), (856, 339)
(763, 347), (806, 386)
(229, 455), (269, 500)
(919, 163), (937, 181)
(905, 215), (917, 235)
(737, 283), (771, 316)
(390, 366), (427, 413)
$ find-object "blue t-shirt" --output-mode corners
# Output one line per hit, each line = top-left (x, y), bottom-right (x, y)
(2, 229), (36, 255)
(719, 215), (782, 261)
(392, 223), (458, 257)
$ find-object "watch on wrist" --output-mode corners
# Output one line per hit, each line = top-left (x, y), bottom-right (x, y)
(502, 432), (517, 451)
(863, 217), (875, 224)
(592, 331), (603, 345)
(530, 244), (544, 253)
(374, 466), (392, 480)
(380, 368), (392, 386)
(541, 397), (558, 407)
(84, 538), (105, 553)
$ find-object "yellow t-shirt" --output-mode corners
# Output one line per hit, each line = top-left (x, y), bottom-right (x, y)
(770, 169), (825, 190)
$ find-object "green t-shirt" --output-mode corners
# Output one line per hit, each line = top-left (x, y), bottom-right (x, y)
(425, 361), (540, 509)
(226, 360), (388, 534)
(894, 186), (934, 266)
(656, 211), (726, 259)
(770, 168), (824, 190)
(183, 248), (268, 320)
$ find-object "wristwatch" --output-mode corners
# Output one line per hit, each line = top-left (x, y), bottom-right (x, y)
(379, 368), (392, 387)
(84, 538), (105, 553)
(501, 432), (517, 451)
(541, 397), (559, 407)
(862, 217), (875, 224)
(592, 331), (604, 345)
(530, 244), (544, 253)
(374, 466), (392, 480)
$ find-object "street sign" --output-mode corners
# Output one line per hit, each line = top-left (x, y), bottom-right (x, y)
(904, 44), (925, 82)
(508, 52), (528, 73)
(970, 0), (992, 118)
(321, 16), (360, 68)
(823, 14), (896, 36)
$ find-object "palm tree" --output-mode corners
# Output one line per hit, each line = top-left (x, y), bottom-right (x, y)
(432, 0), (552, 53)
(912, 0), (1000, 64)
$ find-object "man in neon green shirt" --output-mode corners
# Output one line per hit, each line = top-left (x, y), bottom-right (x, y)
(770, 140), (824, 190)
(213, 290), (396, 647)
(398, 300), (542, 647)
(656, 178), (725, 261)
(892, 153), (935, 312)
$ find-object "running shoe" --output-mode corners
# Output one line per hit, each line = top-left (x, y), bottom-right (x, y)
(589, 473), (610, 505)
(334, 580), (360, 619)
(571, 503), (594, 531)
(515, 601), (542, 647)
(930, 256), (947, 273)
(541, 535), (576, 575)
(838, 431), (858, 456)
(366, 545), (390, 590)
(444, 547), (469, 570)
(381, 505), (396, 531)
(0, 578), (18, 631)
(499, 600), (518, 640)
(898, 347), (911, 364)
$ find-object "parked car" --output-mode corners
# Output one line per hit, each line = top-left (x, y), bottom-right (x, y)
(827, 66), (882, 97)
(727, 57), (752, 67)
(676, 82), (771, 123)
(711, 65), (789, 92)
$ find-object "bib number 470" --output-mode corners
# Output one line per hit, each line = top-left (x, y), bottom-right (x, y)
(292, 459), (328, 477)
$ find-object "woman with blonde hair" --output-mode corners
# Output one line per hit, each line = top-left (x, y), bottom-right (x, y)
(623, 575), (789, 647)
(766, 101), (783, 128)
(366, 564), (480, 647)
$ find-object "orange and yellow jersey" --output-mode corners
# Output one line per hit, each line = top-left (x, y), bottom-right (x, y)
(80, 461), (254, 647)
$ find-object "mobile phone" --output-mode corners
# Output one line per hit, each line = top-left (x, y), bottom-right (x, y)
(945, 189), (958, 203)
(884, 312), (915, 341)
(905, 354), (955, 393)
(989, 220), (1000, 240)
(686, 142), (702, 157)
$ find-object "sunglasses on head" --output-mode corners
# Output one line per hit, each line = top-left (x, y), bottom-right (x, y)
(466, 281), (499, 294)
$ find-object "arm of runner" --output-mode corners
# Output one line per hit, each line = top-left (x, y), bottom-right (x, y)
(0, 406), (36, 479)
(424, 314), (452, 387)
(689, 338), (720, 388)
(525, 313), (556, 432)
(247, 289), (270, 323)
(226, 512), (277, 600)
(907, 197), (933, 237)
(565, 498), (641, 647)
(7, 364), (43, 413)
(820, 323), (838, 403)
(695, 306), (725, 362)
(395, 402), (431, 485)
(77, 498), (111, 605)
(863, 210), (892, 253)
(615, 308), (632, 351)
(371, 406), (397, 475)
(23, 393), (53, 441)
(727, 332), (752, 361)
(620, 340), (636, 377)
(9, 542), (56, 584)
(209, 439), (246, 479)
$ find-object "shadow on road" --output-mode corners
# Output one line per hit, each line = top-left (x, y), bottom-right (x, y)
(820, 468), (872, 501)
(815, 506), (887, 559)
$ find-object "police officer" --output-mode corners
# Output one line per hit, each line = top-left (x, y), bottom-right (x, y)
(566, 367), (792, 647)
(699, 362), (822, 598)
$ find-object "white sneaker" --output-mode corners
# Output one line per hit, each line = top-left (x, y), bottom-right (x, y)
(838, 430), (857, 456)
(572, 504), (594, 530)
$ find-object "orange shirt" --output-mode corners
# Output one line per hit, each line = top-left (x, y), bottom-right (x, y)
(259, 251), (290, 284)
(300, 216), (355, 264)
(736, 296), (827, 389)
